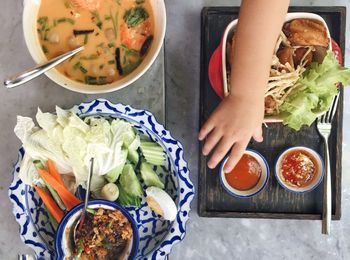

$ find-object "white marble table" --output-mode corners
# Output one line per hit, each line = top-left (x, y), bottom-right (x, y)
(1, 0), (350, 259)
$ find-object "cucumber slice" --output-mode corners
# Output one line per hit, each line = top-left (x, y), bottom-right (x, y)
(140, 142), (163, 151)
(122, 130), (136, 148)
(128, 135), (140, 151)
(127, 149), (139, 165)
(145, 159), (165, 166)
(33, 160), (46, 170)
(140, 141), (166, 166)
(140, 162), (164, 189)
(105, 164), (124, 183)
(47, 210), (59, 231)
(34, 160), (66, 211)
(118, 183), (141, 207)
(119, 164), (143, 197)
(43, 181), (66, 211)
(141, 149), (165, 157)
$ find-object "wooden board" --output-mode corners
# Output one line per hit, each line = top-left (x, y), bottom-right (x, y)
(198, 6), (346, 220)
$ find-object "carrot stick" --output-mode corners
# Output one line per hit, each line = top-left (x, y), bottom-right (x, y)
(34, 185), (64, 223)
(37, 169), (81, 210)
(47, 160), (65, 186)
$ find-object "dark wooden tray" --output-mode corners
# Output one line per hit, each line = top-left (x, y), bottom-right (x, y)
(198, 6), (346, 220)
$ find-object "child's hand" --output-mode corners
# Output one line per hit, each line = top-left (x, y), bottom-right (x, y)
(198, 0), (289, 173)
(198, 93), (264, 173)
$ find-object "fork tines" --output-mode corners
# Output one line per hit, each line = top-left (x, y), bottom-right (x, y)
(320, 93), (340, 124)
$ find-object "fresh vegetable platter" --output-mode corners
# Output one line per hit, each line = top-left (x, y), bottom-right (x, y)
(9, 99), (194, 259)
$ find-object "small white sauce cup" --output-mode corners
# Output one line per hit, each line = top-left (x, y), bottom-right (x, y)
(275, 146), (324, 193)
(220, 150), (270, 198)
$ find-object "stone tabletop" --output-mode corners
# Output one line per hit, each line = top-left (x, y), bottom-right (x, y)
(1, 0), (350, 259)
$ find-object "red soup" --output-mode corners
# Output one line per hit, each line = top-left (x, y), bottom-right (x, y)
(280, 149), (318, 187)
(225, 154), (262, 190)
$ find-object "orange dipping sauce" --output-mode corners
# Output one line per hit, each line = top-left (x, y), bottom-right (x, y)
(225, 154), (262, 190)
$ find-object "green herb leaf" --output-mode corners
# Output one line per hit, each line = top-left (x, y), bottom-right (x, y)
(123, 7), (149, 28)
(86, 208), (96, 215)
(57, 17), (75, 25)
(80, 54), (99, 60)
(73, 61), (82, 70)
(42, 45), (48, 54)
(84, 34), (89, 45)
(120, 44), (139, 56)
(110, 10), (118, 40)
(79, 65), (88, 74)
(91, 11), (103, 29)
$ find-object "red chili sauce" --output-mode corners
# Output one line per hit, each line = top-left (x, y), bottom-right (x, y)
(225, 154), (262, 190)
(280, 149), (318, 187)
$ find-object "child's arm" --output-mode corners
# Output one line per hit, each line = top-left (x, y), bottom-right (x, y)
(198, 0), (290, 172)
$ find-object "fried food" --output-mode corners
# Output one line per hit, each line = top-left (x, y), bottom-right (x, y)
(284, 19), (329, 47)
(277, 47), (294, 67)
(293, 48), (313, 67)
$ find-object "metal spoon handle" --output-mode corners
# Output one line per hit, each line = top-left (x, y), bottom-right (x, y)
(84, 158), (94, 208)
(4, 46), (84, 89)
(78, 157), (94, 230)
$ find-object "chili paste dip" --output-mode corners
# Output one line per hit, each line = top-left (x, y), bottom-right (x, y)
(280, 149), (318, 188)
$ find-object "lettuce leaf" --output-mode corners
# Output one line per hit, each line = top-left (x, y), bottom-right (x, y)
(15, 110), (136, 189)
(280, 51), (350, 130)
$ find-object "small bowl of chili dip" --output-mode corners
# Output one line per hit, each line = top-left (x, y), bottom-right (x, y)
(220, 150), (270, 198)
(55, 199), (139, 260)
(275, 146), (324, 193)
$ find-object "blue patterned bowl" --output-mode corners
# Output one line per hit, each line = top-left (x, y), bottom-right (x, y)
(9, 99), (194, 259)
(55, 200), (139, 260)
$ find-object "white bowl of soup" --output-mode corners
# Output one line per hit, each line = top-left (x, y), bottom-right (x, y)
(23, 0), (166, 93)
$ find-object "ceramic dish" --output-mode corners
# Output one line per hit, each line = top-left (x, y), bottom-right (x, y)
(220, 150), (270, 198)
(9, 99), (194, 260)
(209, 12), (332, 123)
(56, 200), (139, 260)
(275, 146), (324, 193)
(22, 0), (166, 94)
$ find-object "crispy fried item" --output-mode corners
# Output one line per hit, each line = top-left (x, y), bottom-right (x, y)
(293, 48), (313, 67)
(277, 47), (294, 67)
(284, 19), (329, 47)
(265, 96), (277, 113)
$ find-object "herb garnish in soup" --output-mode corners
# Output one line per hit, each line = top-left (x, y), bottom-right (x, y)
(74, 208), (133, 259)
(37, 0), (154, 85)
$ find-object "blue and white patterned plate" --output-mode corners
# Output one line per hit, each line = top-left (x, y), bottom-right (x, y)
(9, 99), (194, 260)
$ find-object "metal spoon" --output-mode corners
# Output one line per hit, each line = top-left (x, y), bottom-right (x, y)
(4, 46), (84, 89)
(75, 158), (94, 238)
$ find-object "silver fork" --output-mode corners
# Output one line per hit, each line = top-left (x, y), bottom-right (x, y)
(316, 93), (340, 235)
